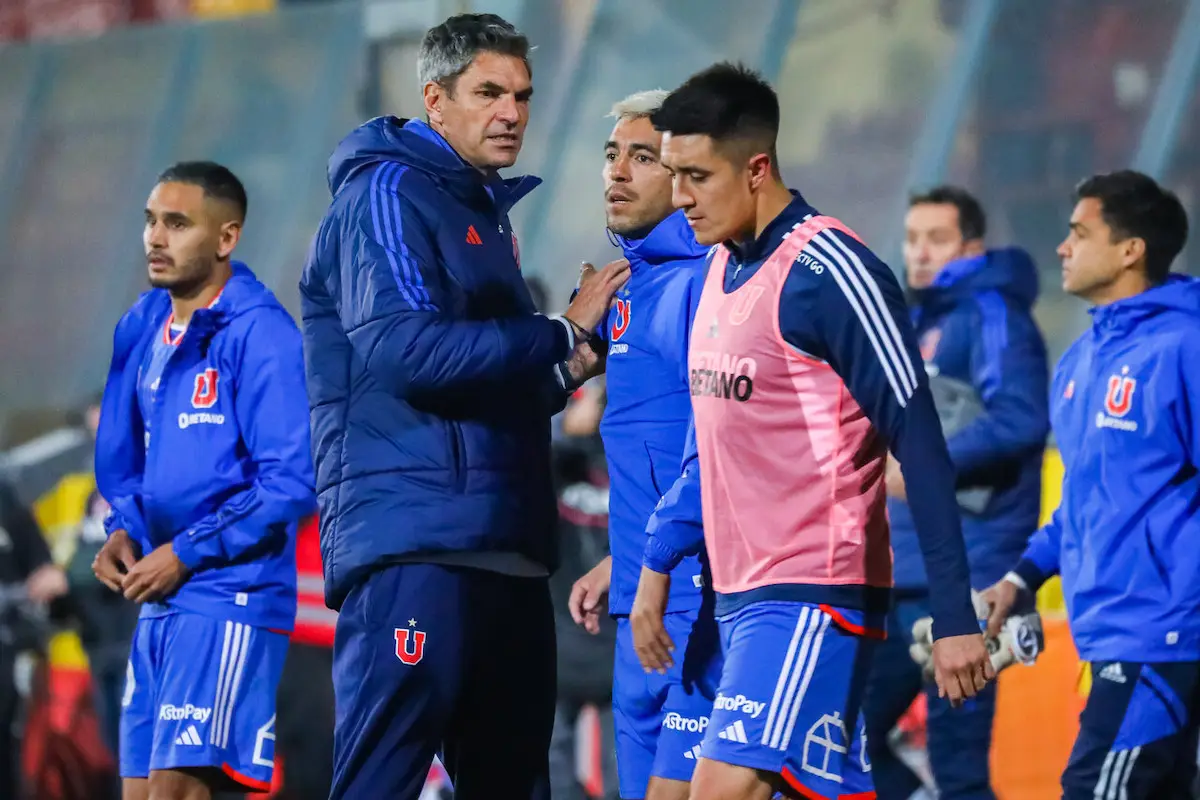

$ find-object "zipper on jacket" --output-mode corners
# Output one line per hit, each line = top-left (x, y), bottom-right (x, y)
(144, 323), (189, 529)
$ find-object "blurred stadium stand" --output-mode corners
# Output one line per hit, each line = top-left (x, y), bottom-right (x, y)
(2, 0), (1200, 447)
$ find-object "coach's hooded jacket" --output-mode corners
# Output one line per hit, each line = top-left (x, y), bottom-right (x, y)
(96, 263), (315, 631)
(1016, 275), (1200, 661)
(301, 117), (573, 609)
(889, 248), (1051, 591)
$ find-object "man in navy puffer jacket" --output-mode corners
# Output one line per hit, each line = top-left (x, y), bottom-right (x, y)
(863, 186), (1050, 800)
(299, 13), (628, 800)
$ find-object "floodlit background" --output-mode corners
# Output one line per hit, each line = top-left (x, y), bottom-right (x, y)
(2, 1), (1199, 798)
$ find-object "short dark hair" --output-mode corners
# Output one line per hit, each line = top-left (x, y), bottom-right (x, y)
(1075, 170), (1189, 285)
(156, 161), (248, 221)
(418, 13), (530, 94)
(651, 62), (780, 164)
(909, 185), (987, 242)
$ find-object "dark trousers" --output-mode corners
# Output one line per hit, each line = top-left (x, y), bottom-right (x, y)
(331, 563), (556, 800)
(862, 595), (997, 800)
(276, 642), (335, 800)
(1062, 660), (1200, 799)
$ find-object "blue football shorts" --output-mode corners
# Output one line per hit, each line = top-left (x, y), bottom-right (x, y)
(613, 607), (723, 798)
(120, 610), (289, 791)
(700, 601), (878, 798)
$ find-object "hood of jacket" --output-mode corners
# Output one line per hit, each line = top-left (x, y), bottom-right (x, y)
(915, 247), (1040, 316)
(117, 262), (277, 357)
(613, 209), (710, 270)
(1089, 273), (1200, 334)
(326, 116), (540, 214)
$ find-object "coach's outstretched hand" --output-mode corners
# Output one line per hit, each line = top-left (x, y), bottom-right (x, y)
(630, 566), (674, 674)
(564, 258), (630, 332)
(93, 528), (139, 593)
(121, 541), (189, 603)
(931, 632), (994, 706)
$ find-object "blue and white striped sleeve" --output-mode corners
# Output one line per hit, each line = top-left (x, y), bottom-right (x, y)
(784, 229), (978, 639)
(338, 165), (571, 396)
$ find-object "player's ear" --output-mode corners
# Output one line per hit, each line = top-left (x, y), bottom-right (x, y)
(216, 219), (242, 261)
(423, 81), (446, 126)
(1122, 235), (1146, 270)
(963, 237), (986, 258)
(746, 152), (772, 193)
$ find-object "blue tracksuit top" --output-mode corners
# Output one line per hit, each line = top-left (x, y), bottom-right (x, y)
(597, 210), (711, 615)
(301, 117), (574, 609)
(1015, 275), (1200, 662)
(889, 248), (1050, 591)
(95, 263), (316, 631)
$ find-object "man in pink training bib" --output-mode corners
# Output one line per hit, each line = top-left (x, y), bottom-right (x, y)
(631, 63), (992, 800)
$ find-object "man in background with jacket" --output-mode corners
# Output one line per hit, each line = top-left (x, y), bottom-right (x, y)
(986, 171), (1197, 798)
(301, 13), (627, 799)
(864, 186), (1050, 799)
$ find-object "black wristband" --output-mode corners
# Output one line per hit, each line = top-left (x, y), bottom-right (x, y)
(563, 316), (592, 345)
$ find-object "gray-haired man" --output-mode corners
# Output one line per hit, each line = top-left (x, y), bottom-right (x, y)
(300, 13), (628, 799)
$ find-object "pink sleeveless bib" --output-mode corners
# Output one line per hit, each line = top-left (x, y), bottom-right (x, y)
(689, 216), (893, 595)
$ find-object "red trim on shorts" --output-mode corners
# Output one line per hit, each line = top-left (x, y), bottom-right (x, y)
(267, 628), (292, 637)
(780, 767), (830, 799)
(839, 792), (877, 799)
(222, 762), (272, 792)
(818, 604), (887, 640)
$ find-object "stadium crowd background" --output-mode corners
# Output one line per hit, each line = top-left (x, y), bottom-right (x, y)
(1, 0), (1200, 797)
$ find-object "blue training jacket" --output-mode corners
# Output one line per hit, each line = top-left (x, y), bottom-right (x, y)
(598, 210), (711, 615)
(301, 117), (574, 609)
(1015, 275), (1200, 662)
(889, 248), (1050, 591)
(95, 263), (315, 632)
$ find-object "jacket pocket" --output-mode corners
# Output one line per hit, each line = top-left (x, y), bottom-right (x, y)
(646, 442), (685, 499)
(645, 442), (666, 497)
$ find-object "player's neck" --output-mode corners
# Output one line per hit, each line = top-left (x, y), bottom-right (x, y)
(428, 119), (497, 178)
(1086, 269), (1151, 308)
(170, 261), (232, 327)
(753, 180), (795, 241)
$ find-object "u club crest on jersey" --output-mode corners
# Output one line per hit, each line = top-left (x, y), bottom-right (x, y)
(191, 369), (219, 409)
(611, 298), (631, 341)
(394, 620), (427, 666)
(1096, 367), (1138, 431)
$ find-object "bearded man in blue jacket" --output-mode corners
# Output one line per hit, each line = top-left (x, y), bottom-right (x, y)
(300, 13), (628, 800)
(861, 186), (1050, 799)
(93, 161), (316, 800)
(986, 171), (1198, 799)
(566, 90), (720, 800)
